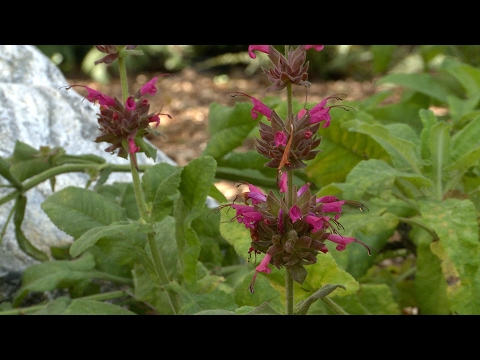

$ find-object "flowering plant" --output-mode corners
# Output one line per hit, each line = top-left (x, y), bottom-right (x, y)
(2, 44), (480, 315)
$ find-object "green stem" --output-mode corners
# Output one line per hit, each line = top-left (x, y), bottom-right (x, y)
(285, 269), (294, 315)
(129, 139), (177, 314)
(321, 296), (349, 315)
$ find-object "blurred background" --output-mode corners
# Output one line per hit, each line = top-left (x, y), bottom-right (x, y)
(35, 45), (480, 84)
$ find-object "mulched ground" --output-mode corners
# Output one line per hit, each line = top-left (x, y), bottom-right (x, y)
(68, 67), (379, 166)
(67, 68), (381, 200)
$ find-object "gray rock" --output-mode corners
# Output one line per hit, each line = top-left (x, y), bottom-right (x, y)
(0, 45), (177, 276)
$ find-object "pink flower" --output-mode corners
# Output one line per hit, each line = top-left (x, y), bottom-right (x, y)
(305, 214), (325, 232)
(274, 131), (287, 146)
(326, 234), (357, 251)
(69, 85), (115, 107)
(305, 45), (325, 51)
(326, 234), (372, 255)
(149, 114), (160, 127)
(140, 77), (158, 96)
(244, 183), (267, 205)
(289, 206), (302, 223)
(248, 45), (270, 59)
(297, 183), (310, 197)
(256, 253), (272, 274)
(249, 253), (272, 293)
(125, 96), (136, 111)
(128, 137), (140, 154)
(231, 204), (263, 229)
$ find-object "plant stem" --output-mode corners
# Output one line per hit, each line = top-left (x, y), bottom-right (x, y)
(285, 269), (294, 315)
(321, 296), (349, 315)
(0, 163), (150, 207)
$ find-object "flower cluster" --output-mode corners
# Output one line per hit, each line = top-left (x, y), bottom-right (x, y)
(221, 45), (369, 293)
(66, 76), (170, 169)
(225, 177), (370, 292)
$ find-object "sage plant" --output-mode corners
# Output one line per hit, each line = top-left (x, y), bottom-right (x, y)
(220, 45), (371, 314)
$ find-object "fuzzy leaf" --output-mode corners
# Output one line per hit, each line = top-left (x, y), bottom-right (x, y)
(203, 102), (259, 159)
(41, 186), (127, 239)
(174, 156), (216, 288)
(419, 198), (480, 314)
(142, 162), (183, 222)
(64, 299), (136, 315)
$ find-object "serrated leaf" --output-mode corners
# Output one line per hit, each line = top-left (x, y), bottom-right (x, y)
(419, 198), (480, 314)
(412, 226), (450, 314)
(63, 299), (136, 315)
(41, 186), (127, 239)
(13, 252), (97, 306)
(345, 119), (422, 173)
(321, 283), (400, 315)
(14, 195), (49, 261)
(202, 102), (259, 159)
(376, 73), (452, 103)
(306, 110), (389, 187)
(0, 156), (22, 188)
(174, 156), (217, 288)
(343, 159), (431, 201)
(142, 162), (183, 222)
(69, 221), (148, 258)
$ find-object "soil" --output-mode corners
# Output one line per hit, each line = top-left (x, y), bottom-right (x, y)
(67, 68), (380, 199)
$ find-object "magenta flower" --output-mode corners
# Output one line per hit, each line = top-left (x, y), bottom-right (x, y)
(244, 183), (267, 205)
(228, 92), (272, 120)
(289, 206), (302, 223)
(230, 204), (263, 229)
(305, 214), (325, 232)
(68, 85), (115, 107)
(125, 96), (136, 111)
(305, 45), (325, 51)
(248, 45), (270, 59)
(140, 76), (158, 96)
(256, 253), (272, 274)
(274, 131), (287, 146)
(128, 137), (140, 154)
(326, 234), (371, 255)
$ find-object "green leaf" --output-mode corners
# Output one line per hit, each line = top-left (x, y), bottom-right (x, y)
(345, 119), (422, 173)
(13, 252), (97, 306)
(376, 73), (452, 103)
(33, 296), (72, 315)
(174, 156), (217, 288)
(41, 186), (127, 239)
(135, 136), (157, 160)
(142, 162), (183, 222)
(202, 102), (259, 159)
(306, 110), (389, 187)
(96, 182), (139, 220)
(343, 159), (431, 201)
(295, 284), (346, 315)
(450, 113), (480, 161)
(63, 299), (136, 315)
(243, 302), (281, 315)
(412, 226), (450, 314)
(320, 283), (400, 315)
(419, 198), (480, 314)
(167, 280), (237, 314)
(428, 121), (451, 198)
(441, 57), (480, 98)
(0, 156), (22, 188)
(69, 221), (149, 258)
(14, 195), (49, 261)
